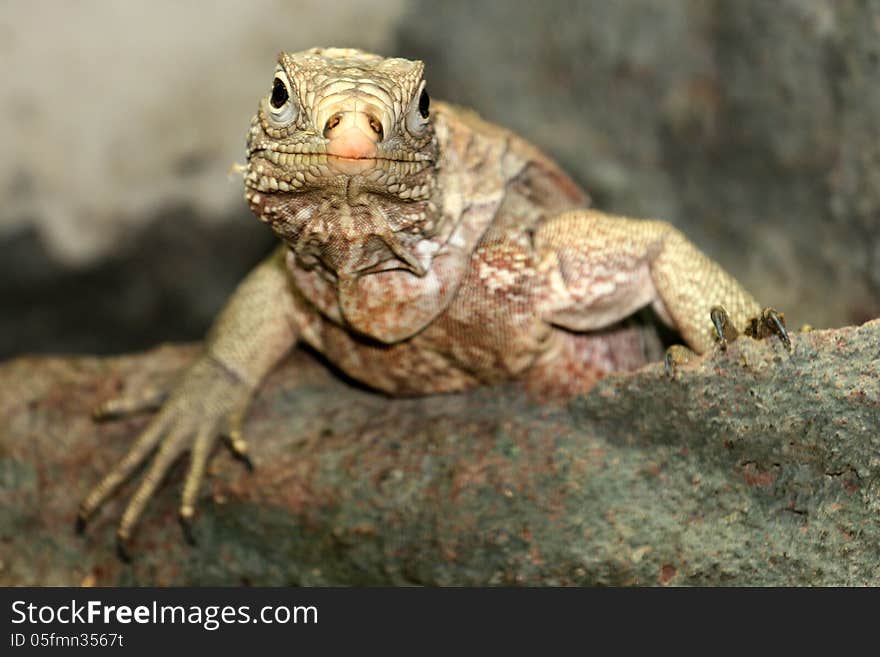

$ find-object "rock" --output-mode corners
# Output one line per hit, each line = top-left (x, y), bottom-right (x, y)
(2, 320), (878, 585)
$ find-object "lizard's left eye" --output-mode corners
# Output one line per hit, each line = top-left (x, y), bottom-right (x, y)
(265, 70), (298, 127)
(418, 89), (430, 118)
(405, 81), (431, 137)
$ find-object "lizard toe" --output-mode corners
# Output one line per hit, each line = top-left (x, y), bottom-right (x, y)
(745, 307), (791, 351)
(93, 386), (169, 421)
(664, 344), (696, 379)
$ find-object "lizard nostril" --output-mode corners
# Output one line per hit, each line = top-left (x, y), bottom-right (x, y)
(323, 113), (343, 138)
(368, 116), (384, 140)
(323, 111), (385, 143)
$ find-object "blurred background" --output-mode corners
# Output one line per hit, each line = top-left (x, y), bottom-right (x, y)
(2, 0), (879, 359)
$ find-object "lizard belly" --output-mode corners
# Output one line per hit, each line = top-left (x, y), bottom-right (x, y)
(299, 316), (481, 395)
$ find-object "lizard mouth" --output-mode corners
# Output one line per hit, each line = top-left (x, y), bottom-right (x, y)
(248, 148), (430, 165)
(250, 148), (429, 166)
(325, 153), (380, 175)
(246, 148), (432, 188)
(244, 145), (434, 202)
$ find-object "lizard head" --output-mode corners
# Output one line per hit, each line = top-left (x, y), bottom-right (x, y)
(244, 47), (440, 278)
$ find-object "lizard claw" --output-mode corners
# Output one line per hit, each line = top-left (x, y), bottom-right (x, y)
(178, 508), (198, 546)
(710, 305), (739, 351)
(225, 427), (255, 472)
(745, 307), (791, 351)
(236, 450), (255, 473)
(710, 305), (791, 351)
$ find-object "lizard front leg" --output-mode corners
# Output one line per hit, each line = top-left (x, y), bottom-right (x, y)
(78, 246), (301, 558)
(534, 209), (782, 355)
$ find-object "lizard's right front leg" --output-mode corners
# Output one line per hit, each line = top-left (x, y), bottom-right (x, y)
(78, 246), (301, 559)
(533, 209), (791, 374)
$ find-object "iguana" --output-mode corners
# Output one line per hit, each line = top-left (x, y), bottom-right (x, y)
(77, 48), (787, 557)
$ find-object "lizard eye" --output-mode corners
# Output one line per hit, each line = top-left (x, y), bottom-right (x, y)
(270, 78), (288, 109)
(405, 81), (431, 137)
(265, 70), (298, 127)
(418, 89), (430, 118)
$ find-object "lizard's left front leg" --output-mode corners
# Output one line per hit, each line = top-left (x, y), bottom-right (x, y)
(534, 209), (782, 355)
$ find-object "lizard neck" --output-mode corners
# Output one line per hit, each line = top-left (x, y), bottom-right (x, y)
(269, 190), (440, 278)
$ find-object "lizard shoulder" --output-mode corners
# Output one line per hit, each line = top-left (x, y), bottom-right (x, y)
(434, 101), (589, 218)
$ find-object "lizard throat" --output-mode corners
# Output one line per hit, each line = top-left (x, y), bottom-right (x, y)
(246, 190), (437, 278)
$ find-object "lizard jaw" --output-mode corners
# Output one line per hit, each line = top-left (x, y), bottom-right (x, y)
(245, 149), (435, 202)
(324, 154), (380, 176)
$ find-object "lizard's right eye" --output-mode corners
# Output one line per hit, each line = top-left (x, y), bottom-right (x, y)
(264, 70), (298, 127)
(270, 78), (288, 109)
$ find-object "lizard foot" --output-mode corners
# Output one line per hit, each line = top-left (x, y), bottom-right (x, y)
(711, 305), (791, 351)
(78, 356), (255, 560)
(665, 305), (793, 380)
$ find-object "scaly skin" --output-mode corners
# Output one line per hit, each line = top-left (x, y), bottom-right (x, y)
(79, 48), (777, 556)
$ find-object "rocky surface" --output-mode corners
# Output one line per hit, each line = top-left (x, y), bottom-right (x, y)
(2, 320), (878, 586)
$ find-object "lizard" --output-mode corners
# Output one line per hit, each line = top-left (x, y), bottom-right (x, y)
(76, 47), (788, 558)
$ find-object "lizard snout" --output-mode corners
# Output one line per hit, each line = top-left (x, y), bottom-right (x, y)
(323, 109), (384, 163)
